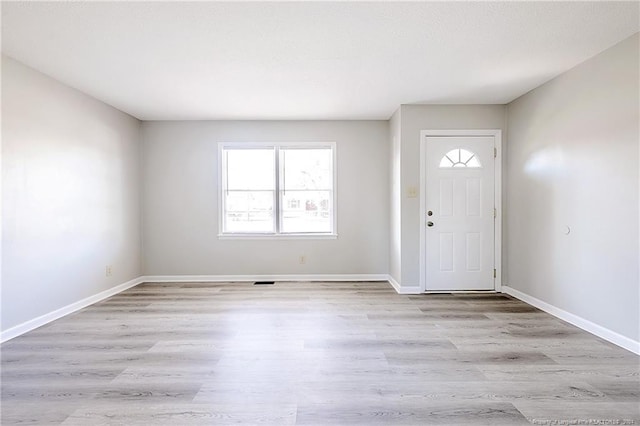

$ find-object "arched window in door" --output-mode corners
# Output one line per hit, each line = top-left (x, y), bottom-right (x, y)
(439, 149), (482, 168)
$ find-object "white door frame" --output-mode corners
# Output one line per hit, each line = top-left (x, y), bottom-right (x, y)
(419, 129), (502, 293)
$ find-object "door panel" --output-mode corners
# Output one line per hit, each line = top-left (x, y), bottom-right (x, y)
(425, 137), (495, 291)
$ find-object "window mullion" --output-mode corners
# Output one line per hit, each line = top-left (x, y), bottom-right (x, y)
(274, 146), (281, 234)
(223, 149), (229, 233)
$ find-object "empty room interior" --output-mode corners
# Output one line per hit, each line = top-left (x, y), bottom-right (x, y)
(1, 1), (639, 425)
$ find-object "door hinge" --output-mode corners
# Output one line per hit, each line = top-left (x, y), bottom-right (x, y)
(493, 269), (497, 278)
(494, 147), (497, 158)
(494, 208), (497, 218)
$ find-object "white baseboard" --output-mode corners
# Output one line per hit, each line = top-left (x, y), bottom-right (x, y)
(387, 275), (401, 292)
(141, 274), (389, 283)
(395, 286), (422, 295)
(502, 285), (640, 355)
(1, 276), (145, 343)
(387, 275), (421, 294)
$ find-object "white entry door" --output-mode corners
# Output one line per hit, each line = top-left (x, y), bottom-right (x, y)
(425, 136), (495, 291)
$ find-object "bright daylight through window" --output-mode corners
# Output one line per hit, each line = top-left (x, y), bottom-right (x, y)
(439, 148), (481, 168)
(219, 143), (335, 236)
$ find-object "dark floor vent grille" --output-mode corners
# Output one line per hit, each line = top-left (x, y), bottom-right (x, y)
(254, 281), (275, 285)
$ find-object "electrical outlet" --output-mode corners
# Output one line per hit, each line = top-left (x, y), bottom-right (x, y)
(299, 255), (306, 264)
(106, 265), (113, 277)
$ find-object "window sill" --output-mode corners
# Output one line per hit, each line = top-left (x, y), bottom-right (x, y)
(218, 233), (338, 240)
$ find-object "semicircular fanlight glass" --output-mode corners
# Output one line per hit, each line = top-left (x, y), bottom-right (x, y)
(439, 149), (481, 168)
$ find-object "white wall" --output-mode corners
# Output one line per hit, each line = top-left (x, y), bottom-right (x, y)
(389, 108), (402, 284)
(1, 56), (142, 333)
(142, 120), (389, 277)
(506, 33), (639, 342)
(398, 104), (507, 288)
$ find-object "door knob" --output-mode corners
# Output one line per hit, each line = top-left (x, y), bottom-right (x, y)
(427, 221), (434, 227)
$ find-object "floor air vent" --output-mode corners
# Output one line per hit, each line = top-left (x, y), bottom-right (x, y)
(254, 281), (275, 285)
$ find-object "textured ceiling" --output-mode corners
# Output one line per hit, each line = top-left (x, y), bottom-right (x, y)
(2, 1), (639, 120)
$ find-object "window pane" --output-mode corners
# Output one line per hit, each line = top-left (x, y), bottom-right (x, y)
(280, 148), (332, 190)
(466, 156), (481, 167)
(459, 149), (474, 163)
(440, 156), (454, 167)
(226, 149), (274, 190)
(225, 190), (274, 232)
(281, 190), (331, 233)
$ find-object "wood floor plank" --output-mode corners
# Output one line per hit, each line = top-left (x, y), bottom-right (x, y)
(61, 403), (298, 426)
(1, 281), (638, 425)
(295, 401), (531, 425)
(512, 401), (640, 424)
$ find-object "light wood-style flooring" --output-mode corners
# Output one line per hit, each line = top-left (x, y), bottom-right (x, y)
(1, 281), (639, 425)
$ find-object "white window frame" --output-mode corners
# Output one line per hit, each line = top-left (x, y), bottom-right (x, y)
(218, 142), (337, 239)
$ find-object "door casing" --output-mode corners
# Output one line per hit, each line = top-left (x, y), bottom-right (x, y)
(419, 129), (502, 293)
